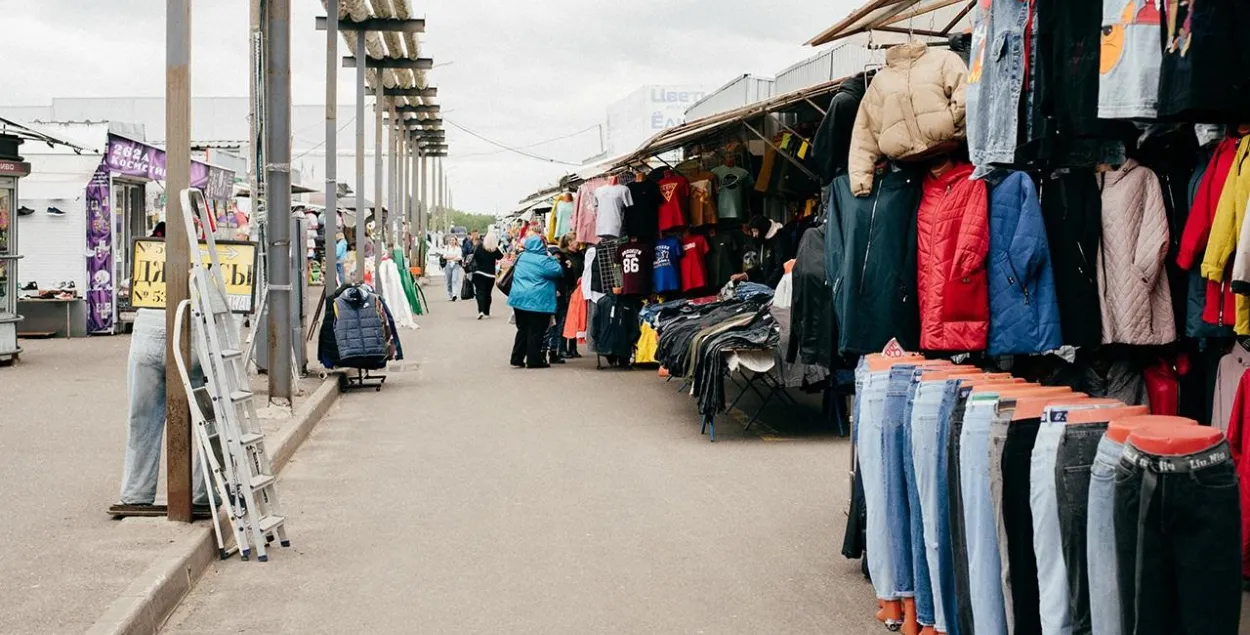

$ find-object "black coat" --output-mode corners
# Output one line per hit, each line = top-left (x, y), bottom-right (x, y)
(1039, 169), (1103, 348)
(788, 223), (834, 368)
(828, 168), (923, 356)
(812, 75), (866, 185)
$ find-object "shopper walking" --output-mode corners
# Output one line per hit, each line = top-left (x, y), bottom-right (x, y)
(334, 232), (348, 285)
(508, 235), (564, 369)
(440, 234), (464, 301)
(471, 231), (504, 319)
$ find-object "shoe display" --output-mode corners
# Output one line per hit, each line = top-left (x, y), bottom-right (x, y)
(17, 206), (34, 216)
(20, 281), (37, 291)
(46, 206), (66, 216)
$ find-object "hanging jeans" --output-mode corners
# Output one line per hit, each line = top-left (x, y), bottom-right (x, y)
(1031, 412), (1073, 635)
(1114, 441), (1242, 635)
(946, 387), (976, 635)
(995, 416), (1044, 635)
(120, 309), (209, 506)
(904, 373), (935, 627)
(1054, 423), (1109, 635)
(911, 378), (951, 632)
(960, 396), (1010, 635)
(1086, 435), (1125, 635)
(885, 367), (917, 600)
(858, 370), (896, 601)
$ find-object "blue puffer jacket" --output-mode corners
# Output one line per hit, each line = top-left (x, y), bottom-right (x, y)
(507, 236), (564, 314)
(987, 171), (1062, 355)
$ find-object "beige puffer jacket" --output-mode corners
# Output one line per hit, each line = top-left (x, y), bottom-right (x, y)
(848, 41), (968, 196)
(1097, 159), (1176, 345)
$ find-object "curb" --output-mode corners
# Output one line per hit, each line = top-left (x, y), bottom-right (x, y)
(85, 376), (342, 635)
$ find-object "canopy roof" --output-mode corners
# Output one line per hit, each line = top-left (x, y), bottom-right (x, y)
(806, 0), (975, 46)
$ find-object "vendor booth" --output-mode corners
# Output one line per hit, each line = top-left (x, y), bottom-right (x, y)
(0, 138), (27, 361)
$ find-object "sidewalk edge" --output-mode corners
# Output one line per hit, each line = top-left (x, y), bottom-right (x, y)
(85, 376), (342, 635)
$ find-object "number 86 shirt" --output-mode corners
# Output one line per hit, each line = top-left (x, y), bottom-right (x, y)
(616, 241), (654, 296)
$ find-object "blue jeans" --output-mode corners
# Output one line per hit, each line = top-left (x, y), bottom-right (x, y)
(960, 396), (1009, 635)
(1087, 435), (1124, 635)
(935, 381), (964, 635)
(120, 309), (208, 506)
(444, 262), (463, 299)
(1031, 411), (1073, 635)
(858, 370), (896, 601)
(885, 367), (917, 599)
(910, 378), (948, 630)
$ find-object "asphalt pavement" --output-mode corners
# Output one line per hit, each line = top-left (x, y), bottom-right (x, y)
(162, 290), (880, 634)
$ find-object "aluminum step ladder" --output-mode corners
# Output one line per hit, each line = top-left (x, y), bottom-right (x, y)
(172, 187), (290, 562)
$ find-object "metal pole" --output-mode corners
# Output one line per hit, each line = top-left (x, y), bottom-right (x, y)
(323, 0), (338, 288)
(386, 105), (397, 260)
(264, 0), (293, 402)
(165, 0), (193, 523)
(373, 97), (383, 282)
(353, 30), (366, 282)
(408, 138), (418, 265)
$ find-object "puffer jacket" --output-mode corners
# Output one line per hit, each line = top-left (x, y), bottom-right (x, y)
(1178, 136), (1239, 332)
(1097, 160), (1176, 345)
(987, 172), (1061, 355)
(916, 162), (990, 352)
(507, 236), (565, 314)
(849, 41), (968, 196)
(1040, 170), (1103, 348)
(827, 167), (924, 356)
(333, 286), (388, 364)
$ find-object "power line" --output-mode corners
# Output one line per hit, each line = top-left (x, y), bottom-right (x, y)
(443, 118), (583, 166)
(293, 115), (357, 161)
(456, 124), (601, 159)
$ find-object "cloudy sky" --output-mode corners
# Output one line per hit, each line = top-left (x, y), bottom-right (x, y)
(0, 0), (861, 215)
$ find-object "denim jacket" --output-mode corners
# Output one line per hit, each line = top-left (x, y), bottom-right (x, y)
(966, 0), (1031, 170)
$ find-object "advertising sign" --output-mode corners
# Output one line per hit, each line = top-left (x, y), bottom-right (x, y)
(85, 163), (113, 333)
(130, 238), (259, 314)
(105, 135), (235, 201)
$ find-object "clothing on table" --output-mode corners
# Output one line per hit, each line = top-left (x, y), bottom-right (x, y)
(653, 236), (683, 294)
(679, 234), (710, 293)
(511, 308), (551, 368)
(711, 165), (753, 219)
(616, 241), (653, 296)
(1157, 0), (1250, 121)
(915, 162), (990, 352)
(1097, 0), (1162, 119)
(553, 199), (575, 238)
(624, 179), (662, 241)
(593, 183), (634, 239)
(1213, 346), (1250, 434)
(687, 171), (717, 227)
(657, 172), (691, 231)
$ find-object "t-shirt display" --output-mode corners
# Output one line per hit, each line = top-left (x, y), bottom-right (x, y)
(706, 230), (744, 291)
(624, 179), (662, 241)
(1098, 0), (1162, 119)
(653, 236), (683, 294)
(554, 200), (575, 238)
(680, 234), (710, 292)
(1157, 0), (1250, 121)
(657, 173), (691, 232)
(711, 165), (753, 219)
(616, 241), (654, 296)
(594, 184), (634, 238)
(688, 171), (717, 227)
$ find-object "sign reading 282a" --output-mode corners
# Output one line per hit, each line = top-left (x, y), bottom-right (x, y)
(130, 238), (259, 314)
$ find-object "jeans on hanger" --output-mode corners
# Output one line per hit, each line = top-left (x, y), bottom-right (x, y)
(1054, 423), (1109, 635)
(946, 388), (976, 635)
(998, 417), (1044, 635)
(1031, 411), (1073, 635)
(960, 396), (1010, 635)
(884, 366), (917, 600)
(904, 373), (934, 627)
(1086, 435), (1125, 635)
(859, 370), (897, 601)
(1114, 442), (1242, 635)
(911, 378), (949, 632)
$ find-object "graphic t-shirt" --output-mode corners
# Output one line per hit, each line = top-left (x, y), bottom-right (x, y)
(554, 200), (575, 238)
(594, 184), (634, 238)
(653, 236), (683, 294)
(712, 165), (753, 219)
(1098, 0), (1162, 119)
(680, 234), (710, 292)
(657, 174), (691, 231)
(616, 241), (654, 296)
(688, 172), (717, 227)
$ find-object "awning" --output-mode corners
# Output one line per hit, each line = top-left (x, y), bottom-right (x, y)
(234, 183), (318, 197)
(806, 0), (975, 47)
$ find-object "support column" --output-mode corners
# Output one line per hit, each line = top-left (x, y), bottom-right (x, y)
(323, 0), (338, 288)
(373, 97), (383, 281)
(353, 31), (366, 282)
(264, 0), (293, 403)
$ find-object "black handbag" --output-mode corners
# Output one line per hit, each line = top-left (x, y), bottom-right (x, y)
(460, 274), (476, 300)
(495, 266), (514, 296)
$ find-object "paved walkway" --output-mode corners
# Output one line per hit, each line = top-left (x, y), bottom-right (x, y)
(164, 292), (879, 634)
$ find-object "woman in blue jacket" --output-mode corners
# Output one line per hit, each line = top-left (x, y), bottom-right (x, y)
(508, 235), (565, 368)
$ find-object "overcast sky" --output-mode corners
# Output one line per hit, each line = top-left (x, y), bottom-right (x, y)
(0, 0), (860, 216)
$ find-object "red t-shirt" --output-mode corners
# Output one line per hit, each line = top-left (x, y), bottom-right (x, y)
(616, 241), (654, 296)
(657, 174), (691, 232)
(680, 234), (710, 292)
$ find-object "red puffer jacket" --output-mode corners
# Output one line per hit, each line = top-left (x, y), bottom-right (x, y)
(916, 162), (990, 351)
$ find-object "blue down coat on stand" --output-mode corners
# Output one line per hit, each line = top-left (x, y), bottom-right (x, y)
(987, 171), (1062, 355)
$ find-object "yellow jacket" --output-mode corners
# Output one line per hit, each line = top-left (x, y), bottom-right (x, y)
(1200, 136), (1250, 333)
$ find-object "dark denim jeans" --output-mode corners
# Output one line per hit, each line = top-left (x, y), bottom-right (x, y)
(945, 387), (975, 635)
(1114, 442), (1242, 635)
(1054, 423), (1108, 635)
(904, 374), (935, 626)
(997, 416), (1043, 635)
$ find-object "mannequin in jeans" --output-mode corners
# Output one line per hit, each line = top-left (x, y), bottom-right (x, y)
(115, 308), (210, 510)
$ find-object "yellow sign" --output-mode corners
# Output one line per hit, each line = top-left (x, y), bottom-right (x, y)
(130, 238), (259, 313)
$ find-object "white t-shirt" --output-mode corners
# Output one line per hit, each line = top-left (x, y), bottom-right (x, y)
(593, 184), (634, 238)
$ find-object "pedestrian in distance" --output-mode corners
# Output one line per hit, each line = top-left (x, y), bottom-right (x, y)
(334, 232), (348, 285)
(508, 235), (564, 369)
(471, 230), (504, 319)
(440, 234), (464, 301)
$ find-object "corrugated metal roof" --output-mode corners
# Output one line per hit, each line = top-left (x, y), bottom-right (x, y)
(806, 0), (975, 46)
(685, 75), (775, 121)
(774, 43), (882, 95)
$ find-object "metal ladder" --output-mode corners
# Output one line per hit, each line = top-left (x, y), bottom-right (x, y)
(172, 187), (290, 562)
